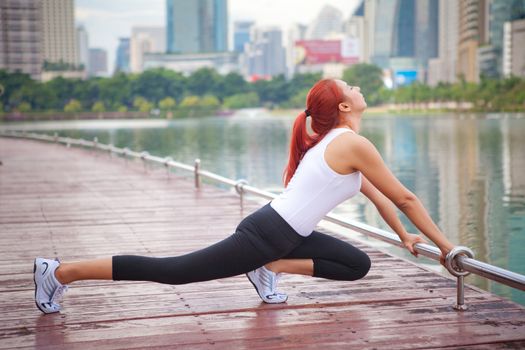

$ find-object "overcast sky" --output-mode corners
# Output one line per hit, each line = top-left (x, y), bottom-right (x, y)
(76, 0), (360, 73)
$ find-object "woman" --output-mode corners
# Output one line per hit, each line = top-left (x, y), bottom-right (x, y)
(34, 79), (454, 314)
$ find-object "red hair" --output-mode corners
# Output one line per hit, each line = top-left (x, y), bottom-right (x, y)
(283, 79), (343, 186)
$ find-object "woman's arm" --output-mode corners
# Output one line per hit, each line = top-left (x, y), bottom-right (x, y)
(348, 135), (454, 260)
(360, 176), (428, 256)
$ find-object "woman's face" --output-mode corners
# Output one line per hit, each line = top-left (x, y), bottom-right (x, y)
(335, 79), (367, 113)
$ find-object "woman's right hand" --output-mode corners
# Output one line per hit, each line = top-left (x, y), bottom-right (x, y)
(438, 244), (454, 267)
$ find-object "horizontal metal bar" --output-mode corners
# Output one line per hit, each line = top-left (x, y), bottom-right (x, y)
(458, 256), (525, 291)
(198, 170), (238, 187)
(1, 130), (524, 292)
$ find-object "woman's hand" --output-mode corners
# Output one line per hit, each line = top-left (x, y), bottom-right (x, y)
(401, 233), (428, 257)
(438, 244), (453, 267)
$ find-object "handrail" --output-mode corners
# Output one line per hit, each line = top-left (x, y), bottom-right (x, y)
(2, 130), (524, 310)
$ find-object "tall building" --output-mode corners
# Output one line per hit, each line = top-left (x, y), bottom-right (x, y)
(503, 18), (525, 77)
(344, 5), (366, 63)
(366, 0), (397, 69)
(480, 0), (525, 78)
(88, 48), (107, 77)
(457, 0), (489, 82)
(286, 23), (307, 78)
(42, 0), (77, 66)
(76, 25), (89, 69)
(234, 21), (254, 53)
(0, 0), (43, 80)
(243, 27), (286, 79)
(115, 38), (130, 73)
(414, 0), (439, 67)
(428, 0), (459, 86)
(166, 0), (228, 54)
(305, 5), (344, 39)
(365, 0), (438, 84)
(130, 27), (165, 73)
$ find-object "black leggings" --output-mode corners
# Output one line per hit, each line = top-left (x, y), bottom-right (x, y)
(112, 202), (371, 284)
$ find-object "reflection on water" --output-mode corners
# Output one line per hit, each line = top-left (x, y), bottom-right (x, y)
(6, 112), (524, 305)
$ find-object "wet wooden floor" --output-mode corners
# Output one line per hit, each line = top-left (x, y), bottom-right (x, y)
(1, 136), (524, 349)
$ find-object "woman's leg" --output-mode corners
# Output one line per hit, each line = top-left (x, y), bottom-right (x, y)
(55, 258), (112, 284)
(268, 231), (371, 281)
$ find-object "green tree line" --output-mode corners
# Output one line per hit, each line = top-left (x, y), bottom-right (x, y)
(1, 64), (523, 116)
(0, 68), (321, 115)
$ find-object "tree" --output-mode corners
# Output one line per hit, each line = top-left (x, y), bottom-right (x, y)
(286, 88), (309, 108)
(213, 72), (249, 100)
(180, 95), (200, 107)
(342, 63), (384, 105)
(64, 99), (82, 113)
(252, 75), (290, 105)
(17, 102), (31, 112)
(159, 97), (176, 110)
(91, 101), (106, 112)
(223, 92), (260, 109)
(187, 68), (220, 96)
(200, 95), (220, 107)
(133, 96), (153, 112)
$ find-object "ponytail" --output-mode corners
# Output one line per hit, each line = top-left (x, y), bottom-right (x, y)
(282, 79), (343, 186)
(283, 111), (314, 186)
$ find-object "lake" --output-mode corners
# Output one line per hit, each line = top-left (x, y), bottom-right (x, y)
(3, 109), (524, 305)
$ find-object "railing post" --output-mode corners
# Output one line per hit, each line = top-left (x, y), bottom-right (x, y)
(140, 151), (149, 173)
(53, 132), (58, 143)
(93, 137), (98, 155)
(66, 137), (71, 148)
(235, 179), (248, 210)
(194, 158), (201, 189)
(164, 157), (173, 179)
(123, 148), (129, 167)
(444, 246), (475, 311)
(108, 144), (113, 158)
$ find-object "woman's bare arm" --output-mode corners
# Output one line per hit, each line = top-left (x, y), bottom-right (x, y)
(348, 134), (454, 257)
(360, 176), (428, 256)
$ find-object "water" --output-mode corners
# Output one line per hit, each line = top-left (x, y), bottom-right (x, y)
(3, 110), (524, 305)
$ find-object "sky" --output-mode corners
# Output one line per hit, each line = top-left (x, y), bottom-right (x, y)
(76, 0), (360, 74)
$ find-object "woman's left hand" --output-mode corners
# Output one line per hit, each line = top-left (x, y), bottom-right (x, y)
(401, 233), (429, 257)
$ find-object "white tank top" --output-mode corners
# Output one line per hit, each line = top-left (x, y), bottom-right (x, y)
(270, 127), (362, 237)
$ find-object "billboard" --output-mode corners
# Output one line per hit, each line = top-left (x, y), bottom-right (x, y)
(294, 38), (359, 65)
(394, 70), (418, 86)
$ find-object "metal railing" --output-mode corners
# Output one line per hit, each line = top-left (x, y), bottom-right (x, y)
(2, 130), (524, 311)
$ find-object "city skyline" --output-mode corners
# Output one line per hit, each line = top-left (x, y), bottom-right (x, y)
(76, 0), (360, 73)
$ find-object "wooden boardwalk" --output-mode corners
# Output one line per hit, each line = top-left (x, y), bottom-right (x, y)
(1, 136), (524, 349)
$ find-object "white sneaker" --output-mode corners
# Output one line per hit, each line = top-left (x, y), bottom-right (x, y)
(33, 257), (69, 314)
(246, 265), (288, 304)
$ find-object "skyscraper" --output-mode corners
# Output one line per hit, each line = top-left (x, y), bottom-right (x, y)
(457, 0), (489, 82)
(365, 0), (438, 83)
(305, 5), (344, 40)
(234, 21), (254, 53)
(480, 0), (525, 78)
(243, 27), (286, 79)
(428, 0), (459, 85)
(88, 48), (107, 77)
(76, 25), (89, 70)
(42, 0), (78, 66)
(366, 0), (397, 69)
(0, 0), (43, 80)
(130, 27), (166, 73)
(503, 18), (525, 77)
(115, 38), (131, 73)
(166, 0), (228, 54)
